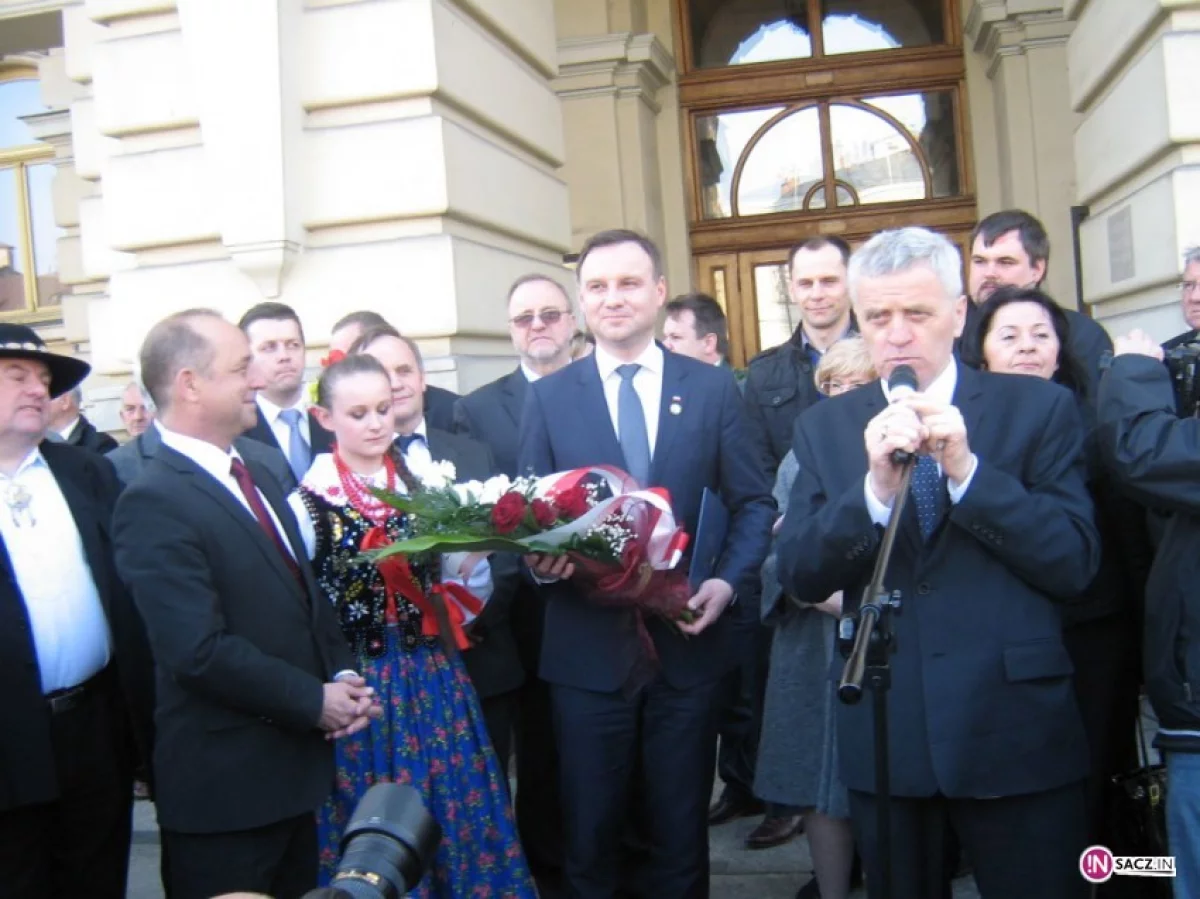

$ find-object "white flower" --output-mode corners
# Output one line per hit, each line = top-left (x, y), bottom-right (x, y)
(452, 480), (485, 504)
(479, 475), (513, 504)
(411, 458), (457, 490)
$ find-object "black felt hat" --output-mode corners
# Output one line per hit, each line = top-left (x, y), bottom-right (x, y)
(0, 323), (91, 398)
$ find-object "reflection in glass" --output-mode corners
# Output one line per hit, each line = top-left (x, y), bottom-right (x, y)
(0, 79), (44, 147)
(0, 167), (31, 312)
(697, 106), (783, 219)
(829, 104), (925, 206)
(754, 263), (796, 351)
(865, 92), (958, 199)
(26, 164), (63, 308)
(820, 0), (945, 56)
(735, 107), (821, 216)
(691, 1), (813, 69)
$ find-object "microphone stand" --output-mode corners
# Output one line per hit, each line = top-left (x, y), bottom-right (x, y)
(837, 456), (914, 899)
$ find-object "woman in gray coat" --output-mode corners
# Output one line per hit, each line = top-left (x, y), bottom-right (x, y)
(754, 338), (874, 899)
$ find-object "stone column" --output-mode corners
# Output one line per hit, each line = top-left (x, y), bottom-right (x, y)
(1066, 0), (1200, 339)
(964, 0), (1081, 309)
(61, 0), (572, 390)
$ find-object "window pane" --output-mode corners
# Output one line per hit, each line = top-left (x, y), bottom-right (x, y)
(753, 262), (796, 351)
(735, 106), (822, 216)
(0, 167), (31, 312)
(0, 78), (45, 147)
(26, 163), (63, 308)
(696, 106), (784, 219)
(864, 92), (959, 199)
(820, 0), (945, 56)
(690, 1), (813, 69)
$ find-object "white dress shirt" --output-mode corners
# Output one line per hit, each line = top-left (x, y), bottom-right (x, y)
(156, 423), (297, 560)
(0, 449), (112, 692)
(520, 363), (542, 384)
(593, 341), (664, 455)
(256, 392), (312, 452)
(863, 361), (979, 526)
(57, 417), (81, 442)
(397, 418), (433, 475)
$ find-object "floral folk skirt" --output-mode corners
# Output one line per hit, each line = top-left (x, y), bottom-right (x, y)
(317, 630), (536, 898)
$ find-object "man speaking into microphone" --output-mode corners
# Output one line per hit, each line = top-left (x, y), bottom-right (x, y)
(775, 227), (1100, 899)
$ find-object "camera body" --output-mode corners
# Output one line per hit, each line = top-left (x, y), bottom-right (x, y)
(1165, 341), (1200, 417)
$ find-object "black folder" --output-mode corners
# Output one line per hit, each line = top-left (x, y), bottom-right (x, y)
(689, 488), (730, 591)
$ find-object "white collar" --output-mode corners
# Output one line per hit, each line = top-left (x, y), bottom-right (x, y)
(880, 359), (959, 406)
(593, 341), (664, 382)
(156, 422), (241, 482)
(396, 418), (428, 443)
(58, 417), (81, 441)
(300, 452), (394, 505)
(0, 447), (46, 480)
(520, 362), (542, 383)
(255, 391), (308, 422)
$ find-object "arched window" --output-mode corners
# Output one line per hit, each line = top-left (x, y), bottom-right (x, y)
(0, 64), (61, 320)
(677, 0), (975, 365)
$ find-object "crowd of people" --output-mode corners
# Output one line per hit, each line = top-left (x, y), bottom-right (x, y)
(0, 211), (1197, 899)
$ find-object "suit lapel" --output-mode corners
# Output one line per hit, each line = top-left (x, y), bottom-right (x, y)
(248, 458), (314, 607)
(577, 357), (626, 469)
(246, 407), (281, 452)
(501, 369), (527, 429)
(650, 352), (689, 484)
(952, 362), (987, 445)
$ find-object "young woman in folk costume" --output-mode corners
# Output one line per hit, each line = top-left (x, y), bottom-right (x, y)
(287, 354), (535, 897)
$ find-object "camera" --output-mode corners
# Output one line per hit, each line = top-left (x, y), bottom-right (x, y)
(300, 783), (441, 899)
(1165, 341), (1200, 417)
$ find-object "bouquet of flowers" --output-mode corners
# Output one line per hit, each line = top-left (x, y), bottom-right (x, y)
(364, 460), (698, 647)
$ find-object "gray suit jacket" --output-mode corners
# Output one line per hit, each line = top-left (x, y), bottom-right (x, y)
(108, 425), (297, 495)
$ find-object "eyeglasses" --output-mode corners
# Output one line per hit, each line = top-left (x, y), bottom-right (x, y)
(1181, 281), (1200, 294)
(509, 308), (569, 329)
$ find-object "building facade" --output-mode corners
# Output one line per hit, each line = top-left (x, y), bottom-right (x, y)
(0, 0), (1197, 429)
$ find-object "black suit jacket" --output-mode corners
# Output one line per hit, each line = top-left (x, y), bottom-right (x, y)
(517, 352), (775, 693)
(0, 442), (154, 812)
(424, 384), (460, 433)
(112, 444), (356, 833)
(243, 406), (334, 470)
(107, 424), (297, 494)
(777, 364), (1099, 798)
(452, 368), (528, 477)
(423, 427), (524, 699)
(66, 414), (120, 455)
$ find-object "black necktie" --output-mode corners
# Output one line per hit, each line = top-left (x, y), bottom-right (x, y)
(397, 433), (424, 454)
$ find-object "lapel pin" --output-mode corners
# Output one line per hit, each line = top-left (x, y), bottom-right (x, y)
(669, 395), (683, 416)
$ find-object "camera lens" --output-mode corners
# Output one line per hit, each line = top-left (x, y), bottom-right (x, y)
(330, 783), (442, 898)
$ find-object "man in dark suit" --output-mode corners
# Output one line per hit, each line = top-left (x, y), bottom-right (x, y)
(453, 273), (578, 887)
(48, 386), (120, 453)
(0, 324), (154, 899)
(1163, 246), (1200, 351)
(777, 227), (1099, 898)
(353, 323), (524, 764)
(519, 229), (775, 899)
(238, 302), (333, 481)
(331, 309), (460, 432)
(112, 309), (378, 899)
(960, 209), (1112, 396)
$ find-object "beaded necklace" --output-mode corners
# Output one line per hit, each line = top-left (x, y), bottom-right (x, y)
(333, 449), (398, 525)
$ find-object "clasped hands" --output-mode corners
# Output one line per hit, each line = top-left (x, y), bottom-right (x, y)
(320, 675), (381, 740)
(865, 393), (971, 506)
(523, 552), (734, 636)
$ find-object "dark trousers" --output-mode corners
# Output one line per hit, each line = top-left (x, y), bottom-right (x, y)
(551, 676), (721, 899)
(715, 617), (799, 816)
(0, 672), (133, 899)
(479, 689), (518, 776)
(848, 781), (1089, 899)
(161, 813), (318, 899)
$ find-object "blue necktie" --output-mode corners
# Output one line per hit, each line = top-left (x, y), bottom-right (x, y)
(616, 364), (651, 487)
(278, 408), (310, 481)
(912, 455), (941, 541)
(397, 433), (424, 454)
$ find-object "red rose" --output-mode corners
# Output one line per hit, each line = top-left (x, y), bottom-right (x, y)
(531, 498), (557, 528)
(491, 492), (528, 534)
(555, 485), (590, 520)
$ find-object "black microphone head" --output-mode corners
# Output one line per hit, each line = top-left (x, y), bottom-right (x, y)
(888, 364), (919, 394)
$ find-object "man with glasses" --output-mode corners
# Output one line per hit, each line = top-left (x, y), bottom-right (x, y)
(1163, 247), (1200, 351)
(453, 274), (576, 895)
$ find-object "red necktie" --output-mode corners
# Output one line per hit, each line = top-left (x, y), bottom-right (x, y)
(229, 457), (304, 588)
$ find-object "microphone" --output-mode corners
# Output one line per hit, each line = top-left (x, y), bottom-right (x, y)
(887, 365), (919, 465)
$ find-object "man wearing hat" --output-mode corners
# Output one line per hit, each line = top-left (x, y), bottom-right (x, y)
(0, 324), (154, 898)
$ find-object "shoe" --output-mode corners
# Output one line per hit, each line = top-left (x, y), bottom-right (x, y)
(707, 790), (765, 826)
(745, 814), (803, 849)
(795, 875), (821, 899)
